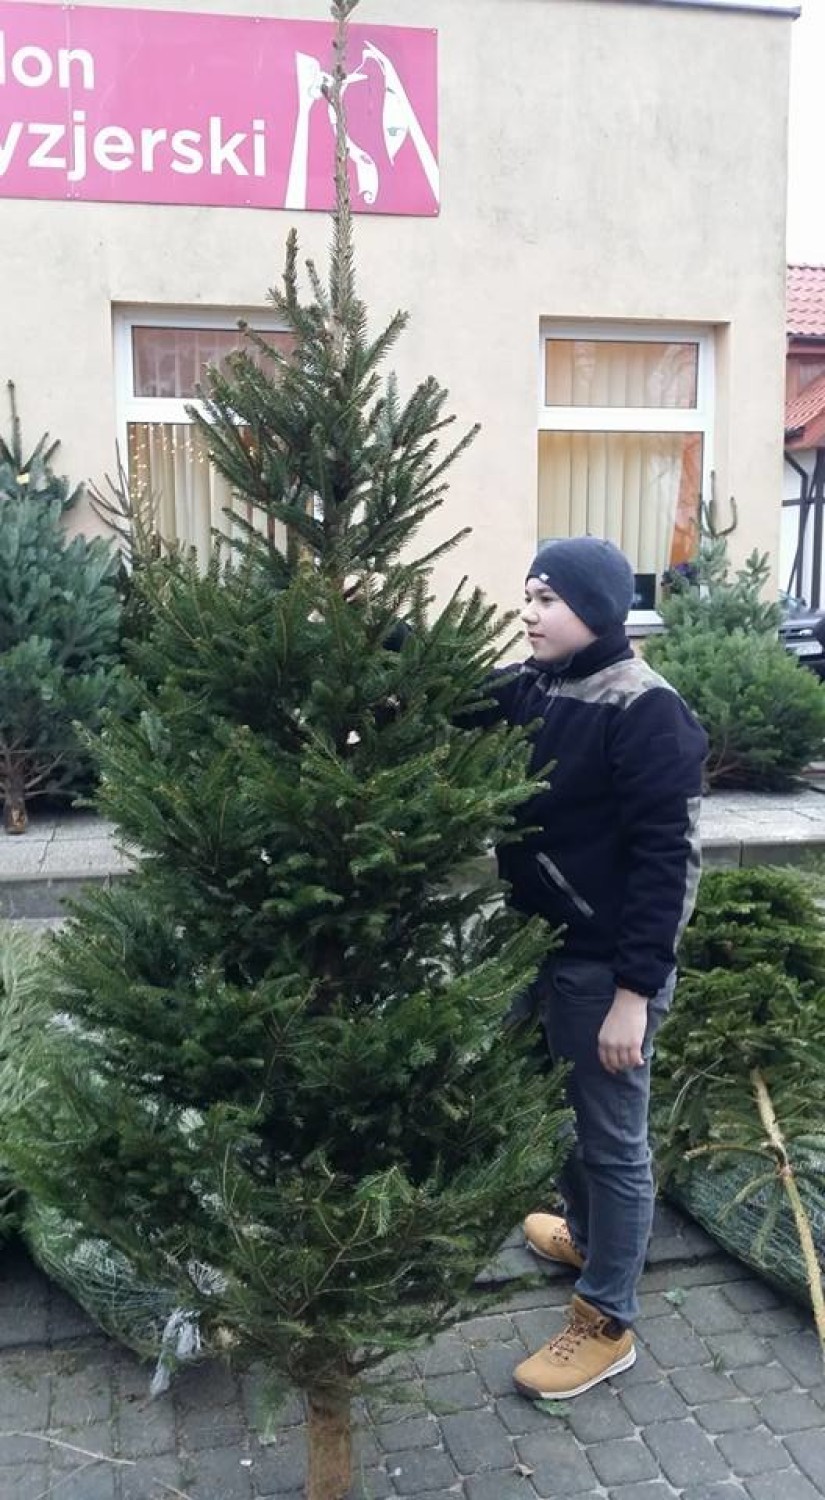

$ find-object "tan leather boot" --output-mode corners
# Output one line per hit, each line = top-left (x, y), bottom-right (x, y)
(523, 1212), (585, 1270)
(513, 1294), (636, 1400)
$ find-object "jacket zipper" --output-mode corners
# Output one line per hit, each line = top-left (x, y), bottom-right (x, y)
(529, 671), (593, 918)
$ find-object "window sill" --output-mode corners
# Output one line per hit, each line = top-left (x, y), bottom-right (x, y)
(626, 611), (666, 639)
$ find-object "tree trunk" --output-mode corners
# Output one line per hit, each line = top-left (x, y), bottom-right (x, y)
(306, 1387), (352, 1500)
(3, 771), (28, 834)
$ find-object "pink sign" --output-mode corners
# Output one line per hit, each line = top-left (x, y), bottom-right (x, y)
(0, 2), (439, 214)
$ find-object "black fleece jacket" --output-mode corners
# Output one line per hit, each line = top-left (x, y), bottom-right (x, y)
(482, 625), (708, 999)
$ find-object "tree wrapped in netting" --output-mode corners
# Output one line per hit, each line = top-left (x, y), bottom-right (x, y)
(0, 7), (569, 1494)
(0, 923), (50, 1240)
(652, 866), (825, 1345)
(0, 385), (123, 832)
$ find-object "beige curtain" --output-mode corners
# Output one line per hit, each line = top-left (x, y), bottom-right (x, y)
(128, 423), (286, 563)
(132, 326), (295, 400)
(537, 430), (702, 584)
(545, 339), (698, 410)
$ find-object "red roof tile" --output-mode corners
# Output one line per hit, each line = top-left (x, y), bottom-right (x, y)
(788, 265), (825, 339)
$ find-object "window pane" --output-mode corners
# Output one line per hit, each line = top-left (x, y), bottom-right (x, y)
(537, 431), (702, 596)
(132, 327), (294, 398)
(545, 340), (699, 409)
(127, 422), (286, 561)
(791, 360), (825, 398)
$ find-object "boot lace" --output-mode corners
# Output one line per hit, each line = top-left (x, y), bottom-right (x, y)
(546, 1313), (592, 1363)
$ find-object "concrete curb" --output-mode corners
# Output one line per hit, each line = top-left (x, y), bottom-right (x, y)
(477, 1199), (719, 1289)
(5, 788), (825, 917)
(0, 872), (127, 920)
(702, 836), (825, 869)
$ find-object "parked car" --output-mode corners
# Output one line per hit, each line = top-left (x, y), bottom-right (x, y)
(779, 593), (825, 679)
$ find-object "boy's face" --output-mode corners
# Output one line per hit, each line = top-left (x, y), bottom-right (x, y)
(521, 578), (597, 663)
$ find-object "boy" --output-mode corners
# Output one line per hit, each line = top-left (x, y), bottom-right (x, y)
(483, 536), (707, 1401)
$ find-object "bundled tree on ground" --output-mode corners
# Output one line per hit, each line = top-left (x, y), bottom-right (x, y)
(647, 531), (825, 789)
(0, 384), (123, 832)
(1, 8), (568, 1495)
(0, 923), (47, 1240)
(652, 867), (825, 1353)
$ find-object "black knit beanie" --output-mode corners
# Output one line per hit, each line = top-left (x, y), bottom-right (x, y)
(526, 537), (635, 636)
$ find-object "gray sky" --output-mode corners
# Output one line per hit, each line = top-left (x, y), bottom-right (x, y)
(787, 0), (825, 262)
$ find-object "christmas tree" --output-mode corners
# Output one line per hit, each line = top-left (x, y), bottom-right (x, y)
(0, 384), (123, 832)
(2, 7), (568, 1495)
(648, 533), (825, 789)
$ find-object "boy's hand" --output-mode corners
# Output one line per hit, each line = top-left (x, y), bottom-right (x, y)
(597, 989), (648, 1073)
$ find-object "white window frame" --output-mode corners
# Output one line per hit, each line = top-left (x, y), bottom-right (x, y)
(113, 304), (289, 461)
(538, 320), (715, 626)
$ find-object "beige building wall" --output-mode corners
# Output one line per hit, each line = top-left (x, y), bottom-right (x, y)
(2, 0), (792, 615)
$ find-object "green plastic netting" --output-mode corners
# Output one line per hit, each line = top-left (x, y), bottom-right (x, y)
(24, 1201), (181, 1358)
(665, 1157), (825, 1307)
(0, 923), (48, 1243)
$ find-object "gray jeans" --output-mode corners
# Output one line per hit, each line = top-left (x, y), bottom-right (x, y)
(527, 955), (675, 1327)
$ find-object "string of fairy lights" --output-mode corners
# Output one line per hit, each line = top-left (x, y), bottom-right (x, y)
(128, 422), (285, 556)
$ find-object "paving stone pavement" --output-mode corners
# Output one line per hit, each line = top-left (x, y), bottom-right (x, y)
(6, 787), (825, 921)
(0, 1221), (823, 1500)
